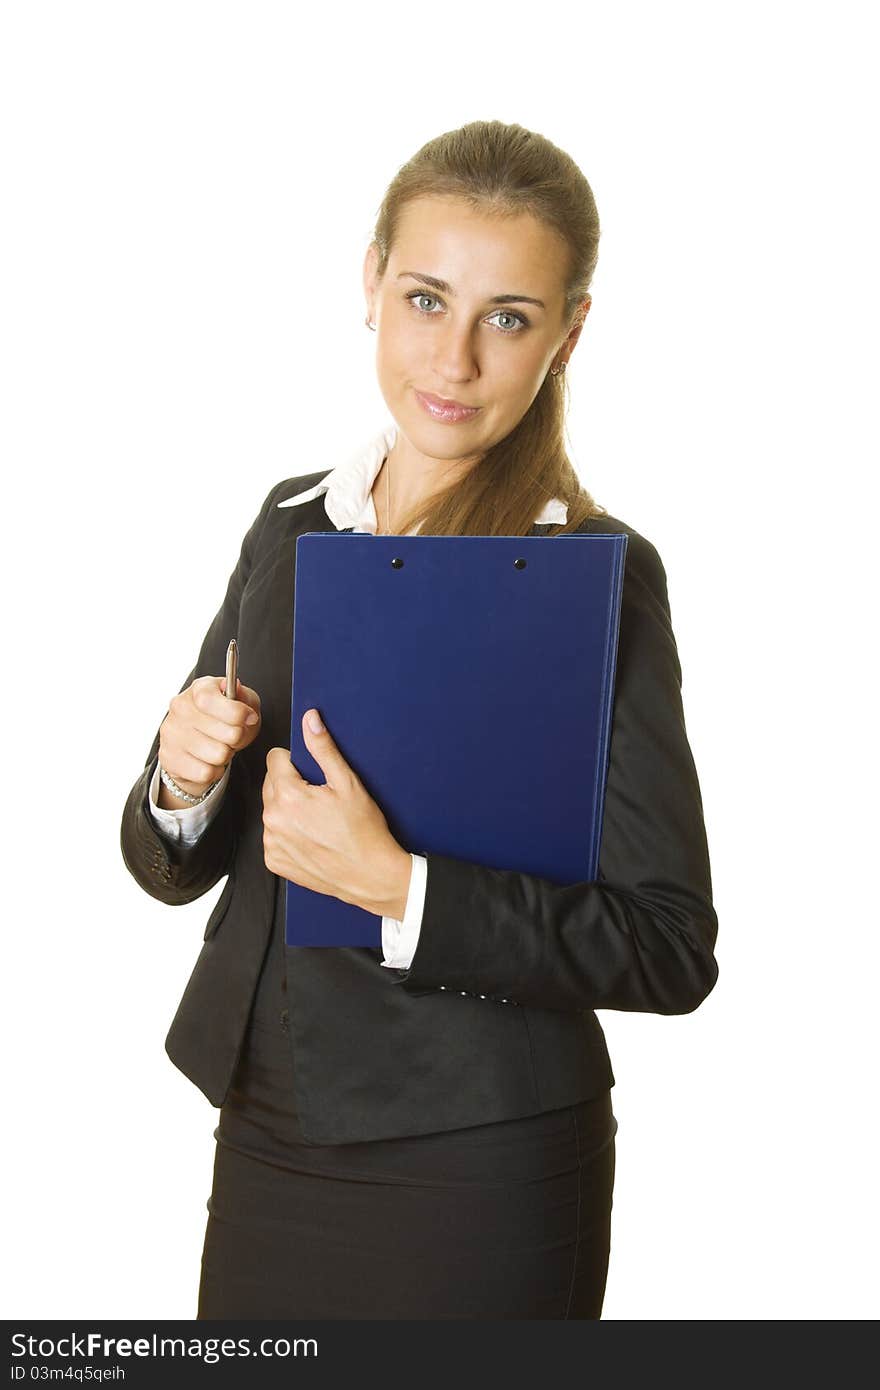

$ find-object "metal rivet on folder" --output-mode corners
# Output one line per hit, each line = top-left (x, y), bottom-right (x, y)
(391, 557), (404, 569)
(513, 557), (527, 569)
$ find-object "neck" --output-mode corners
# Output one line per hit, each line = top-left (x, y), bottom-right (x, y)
(373, 437), (479, 534)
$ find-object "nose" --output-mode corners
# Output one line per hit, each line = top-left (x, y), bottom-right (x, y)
(430, 322), (480, 386)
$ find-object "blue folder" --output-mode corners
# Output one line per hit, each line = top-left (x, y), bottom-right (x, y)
(285, 532), (627, 947)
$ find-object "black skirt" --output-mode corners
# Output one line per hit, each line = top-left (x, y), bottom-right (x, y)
(198, 908), (618, 1321)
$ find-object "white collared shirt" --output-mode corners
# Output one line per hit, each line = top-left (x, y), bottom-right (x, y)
(148, 421), (568, 970)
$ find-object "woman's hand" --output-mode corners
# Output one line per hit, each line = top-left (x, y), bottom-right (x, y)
(262, 709), (413, 919)
(158, 674), (262, 800)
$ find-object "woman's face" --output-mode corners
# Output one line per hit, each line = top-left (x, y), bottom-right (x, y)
(363, 196), (588, 469)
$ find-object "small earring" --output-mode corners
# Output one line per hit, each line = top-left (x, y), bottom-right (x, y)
(365, 315), (376, 331)
(550, 360), (567, 377)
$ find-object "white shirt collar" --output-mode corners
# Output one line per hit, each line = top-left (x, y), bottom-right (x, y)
(276, 420), (568, 531)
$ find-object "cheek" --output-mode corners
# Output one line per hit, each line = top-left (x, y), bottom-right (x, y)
(524, 347), (556, 395)
(483, 331), (543, 373)
(488, 352), (546, 404)
(376, 327), (418, 380)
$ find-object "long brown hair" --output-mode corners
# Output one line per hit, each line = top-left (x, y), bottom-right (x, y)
(370, 119), (608, 537)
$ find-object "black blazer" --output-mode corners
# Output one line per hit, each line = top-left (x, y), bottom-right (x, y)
(120, 473), (719, 1144)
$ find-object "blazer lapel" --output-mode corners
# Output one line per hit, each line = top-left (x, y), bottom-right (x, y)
(236, 490), (340, 754)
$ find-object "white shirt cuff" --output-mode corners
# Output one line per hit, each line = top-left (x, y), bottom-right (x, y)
(147, 761), (230, 847)
(380, 853), (427, 969)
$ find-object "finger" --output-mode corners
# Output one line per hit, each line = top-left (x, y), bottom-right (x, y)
(199, 714), (259, 756)
(171, 727), (234, 772)
(194, 682), (261, 736)
(218, 676), (261, 717)
(171, 688), (248, 747)
(165, 740), (231, 786)
(265, 745), (306, 788)
(301, 708), (353, 790)
(188, 709), (253, 754)
(237, 683), (262, 717)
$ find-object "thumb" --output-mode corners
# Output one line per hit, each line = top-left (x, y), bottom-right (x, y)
(302, 708), (350, 787)
(304, 707), (325, 736)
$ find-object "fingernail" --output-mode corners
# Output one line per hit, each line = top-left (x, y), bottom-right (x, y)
(246, 712), (259, 726)
(307, 709), (324, 734)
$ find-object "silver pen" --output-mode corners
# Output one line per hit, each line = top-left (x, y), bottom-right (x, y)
(225, 638), (238, 700)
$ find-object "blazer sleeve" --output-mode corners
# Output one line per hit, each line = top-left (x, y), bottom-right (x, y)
(390, 532), (720, 1016)
(119, 482), (282, 907)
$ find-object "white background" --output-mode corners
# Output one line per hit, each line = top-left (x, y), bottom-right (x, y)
(2, 0), (876, 1321)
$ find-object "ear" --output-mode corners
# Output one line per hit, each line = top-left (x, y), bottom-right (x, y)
(363, 242), (380, 320)
(560, 296), (592, 365)
(570, 294), (592, 339)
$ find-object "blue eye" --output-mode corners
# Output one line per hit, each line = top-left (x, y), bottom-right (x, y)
(404, 290), (528, 334)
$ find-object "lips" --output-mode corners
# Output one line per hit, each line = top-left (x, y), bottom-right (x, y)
(414, 389), (481, 423)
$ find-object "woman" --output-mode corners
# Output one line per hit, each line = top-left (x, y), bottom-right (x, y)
(120, 119), (719, 1320)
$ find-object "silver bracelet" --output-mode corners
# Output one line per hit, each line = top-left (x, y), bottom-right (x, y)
(159, 763), (223, 806)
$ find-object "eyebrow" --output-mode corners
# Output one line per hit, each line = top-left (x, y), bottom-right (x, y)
(396, 270), (546, 309)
